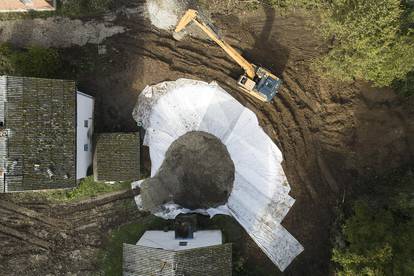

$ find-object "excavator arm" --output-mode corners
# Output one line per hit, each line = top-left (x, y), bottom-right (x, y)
(175, 9), (256, 79)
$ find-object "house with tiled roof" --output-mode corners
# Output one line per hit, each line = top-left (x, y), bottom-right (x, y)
(0, 76), (94, 192)
(0, 0), (55, 13)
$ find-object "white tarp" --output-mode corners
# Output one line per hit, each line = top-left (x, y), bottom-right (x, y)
(132, 78), (304, 271)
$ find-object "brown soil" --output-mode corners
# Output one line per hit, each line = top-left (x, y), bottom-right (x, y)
(0, 190), (141, 275)
(1, 1), (413, 275)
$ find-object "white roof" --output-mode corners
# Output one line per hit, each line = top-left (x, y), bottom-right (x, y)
(136, 230), (222, 251)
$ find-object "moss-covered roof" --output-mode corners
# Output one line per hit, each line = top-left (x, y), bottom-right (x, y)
(94, 132), (140, 182)
(0, 76), (76, 192)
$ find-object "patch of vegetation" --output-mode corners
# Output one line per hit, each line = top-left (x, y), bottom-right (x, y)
(332, 167), (414, 275)
(0, 43), (62, 78)
(99, 216), (170, 276)
(265, 0), (414, 88)
(0, 10), (55, 21)
(57, 0), (114, 18)
(393, 70), (414, 97)
(46, 176), (131, 202)
(314, 0), (414, 88)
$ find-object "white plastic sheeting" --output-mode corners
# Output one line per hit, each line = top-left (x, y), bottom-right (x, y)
(132, 78), (304, 271)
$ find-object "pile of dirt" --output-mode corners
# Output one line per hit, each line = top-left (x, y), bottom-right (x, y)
(141, 131), (234, 211)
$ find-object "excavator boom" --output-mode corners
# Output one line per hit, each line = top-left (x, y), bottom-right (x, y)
(175, 9), (197, 33)
(175, 9), (282, 102)
(175, 9), (256, 79)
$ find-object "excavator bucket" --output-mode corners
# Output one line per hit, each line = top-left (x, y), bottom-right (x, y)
(175, 9), (198, 32)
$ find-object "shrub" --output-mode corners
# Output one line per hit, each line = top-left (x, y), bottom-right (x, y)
(0, 44), (62, 78)
(332, 169), (414, 275)
(315, 0), (414, 87)
(11, 46), (62, 78)
(58, 0), (114, 17)
(263, 0), (414, 88)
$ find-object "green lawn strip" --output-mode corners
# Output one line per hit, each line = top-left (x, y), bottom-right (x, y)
(45, 176), (131, 202)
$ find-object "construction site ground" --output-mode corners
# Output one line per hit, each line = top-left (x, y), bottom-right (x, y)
(1, 1), (414, 275)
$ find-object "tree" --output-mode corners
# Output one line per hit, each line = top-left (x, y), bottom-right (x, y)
(333, 170), (414, 275)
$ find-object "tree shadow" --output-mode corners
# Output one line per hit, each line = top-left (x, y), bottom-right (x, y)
(243, 5), (289, 78)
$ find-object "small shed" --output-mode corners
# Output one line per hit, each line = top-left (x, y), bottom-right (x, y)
(93, 132), (140, 182)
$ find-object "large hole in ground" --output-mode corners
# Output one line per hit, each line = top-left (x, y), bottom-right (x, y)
(140, 131), (235, 211)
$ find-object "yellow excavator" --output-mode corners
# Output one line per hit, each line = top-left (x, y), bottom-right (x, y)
(175, 9), (282, 102)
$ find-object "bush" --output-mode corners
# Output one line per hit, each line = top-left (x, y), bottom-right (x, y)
(58, 0), (114, 17)
(0, 44), (62, 78)
(264, 0), (414, 88)
(315, 0), (414, 87)
(11, 46), (62, 78)
(332, 169), (414, 275)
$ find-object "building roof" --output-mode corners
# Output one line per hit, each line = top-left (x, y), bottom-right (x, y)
(123, 243), (232, 276)
(0, 0), (55, 12)
(93, 132), (140, 182)
(0, 76), (77, 192)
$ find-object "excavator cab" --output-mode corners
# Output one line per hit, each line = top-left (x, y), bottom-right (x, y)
(175, 9), (282, 102)
(238, 66), (281, 102)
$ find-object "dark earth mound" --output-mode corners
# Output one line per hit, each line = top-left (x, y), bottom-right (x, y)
(140, 131), (235, 211)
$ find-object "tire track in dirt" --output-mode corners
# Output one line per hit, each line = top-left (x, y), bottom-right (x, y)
(0, 190), (142, 275)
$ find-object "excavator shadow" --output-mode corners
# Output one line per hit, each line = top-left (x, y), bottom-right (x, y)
(243, 6), (290, 78)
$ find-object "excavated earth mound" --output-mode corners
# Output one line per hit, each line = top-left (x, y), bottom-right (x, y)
(140, 131), (235, 211)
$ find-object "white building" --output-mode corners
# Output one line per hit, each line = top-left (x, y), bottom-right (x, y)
(76, 91), (94, 180)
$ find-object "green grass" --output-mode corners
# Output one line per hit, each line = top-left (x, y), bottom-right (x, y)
(0, 44), (62, 78)
(57, 0), (114, 18)
(0, 9), (55, 21)
(46, 176), (131, 202)
(99, 216), (170, 276)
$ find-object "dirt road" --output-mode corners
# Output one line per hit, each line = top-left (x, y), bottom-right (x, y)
(1, 1), (413, 275)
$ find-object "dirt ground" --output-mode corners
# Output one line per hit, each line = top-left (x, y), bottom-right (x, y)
(1, 1), (414, 275)
(0, 190), (142, 275)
